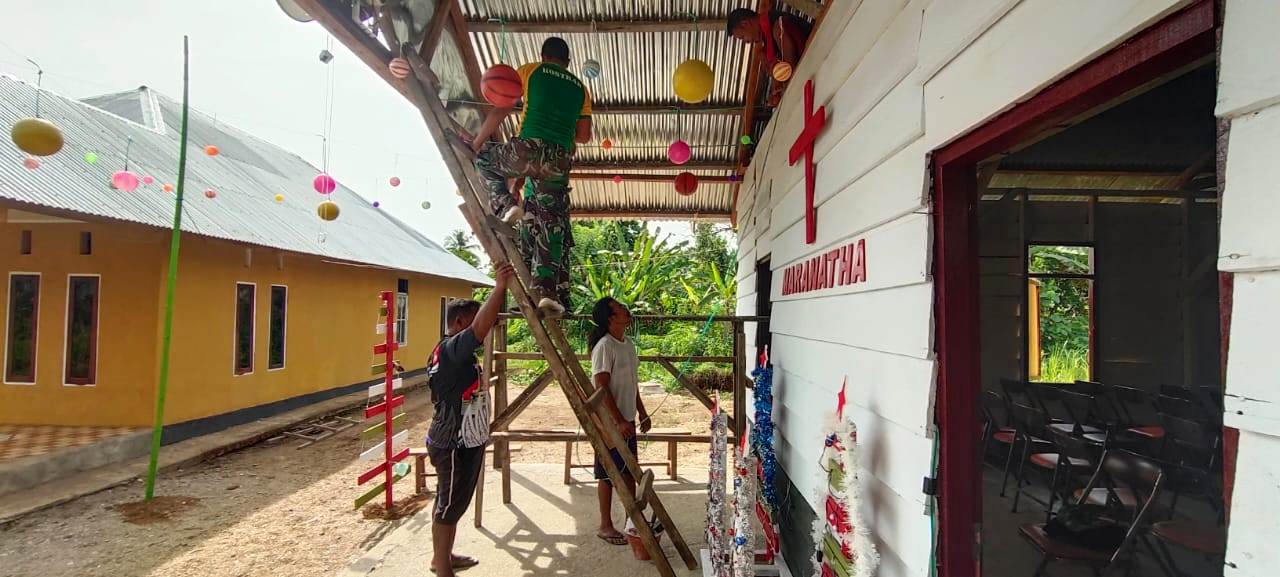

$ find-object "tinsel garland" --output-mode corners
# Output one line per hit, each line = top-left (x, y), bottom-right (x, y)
(706, 408), (730, 577)
(731, 444), (758, 577)
(750, 364), (780, 510)
(810, 416), (879, 577)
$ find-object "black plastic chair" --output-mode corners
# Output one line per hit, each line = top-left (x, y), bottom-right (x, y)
(982, 390), (1015, 468)
(1045, 426), (1104, 522)
(1034, 384), (1105, 436)
(1019, 450), (1166, 577)
(1108, 385), (1165, 448)
(1010, 403), (1086, 513)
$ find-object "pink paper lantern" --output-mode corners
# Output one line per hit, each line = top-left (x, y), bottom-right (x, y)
(22, 157), (40, 170)
(313, 173), (337, 194)
(204, 189), (217, 199)
(389, 176), (401, 187)
(112, 170), (140, 192)
(667, 139), (691, 165)
(143, 175), (155, 185)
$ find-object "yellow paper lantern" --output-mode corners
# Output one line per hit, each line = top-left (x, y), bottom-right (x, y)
(317, 200), (341, 221)
(274, 194), (285, 203)
(11, 118), (64, 156)
(771, 61), (793, 82)
(672, 59), (714, 104)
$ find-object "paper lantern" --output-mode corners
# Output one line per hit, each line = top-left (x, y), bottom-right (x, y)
(388, 57), (411, 79)
(112, 170), (140, 192)
(163, 183), (173, 193)
(317, 200), (340, 221)
(771, 61), (793, 82)
(420, 201), (431, 209)
(22, 157), (40, 170)
(601, 138), (613, 151)
(11, 118), (64, 156)
(143, 175), (154, 185)
(274, 194), (285, 203)
(674, 171), (698, 196)
(372, 201), (381, 208)
(84, 152), (99, 164)
(204, 145), (220, 156)
(204, 189), (217, 199)
(582, 59), (602, 80)
(728, 174), (739, 182)
(481, 64), (522, 107)
(613, 175), (623, 184)
(672, 59), (714, 104)
(389, 176), (401, 187)
(313, 173), (336, 194)
(740, 134), (752, 145)
(667, 139), (691, 165)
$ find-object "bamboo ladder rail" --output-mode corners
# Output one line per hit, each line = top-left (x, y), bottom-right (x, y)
(365, 29), (696, 577)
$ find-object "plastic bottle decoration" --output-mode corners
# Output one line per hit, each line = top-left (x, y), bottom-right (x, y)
(771, 61), (794, 82)
(274, 194), (285, 203)
(112, 170), (140, 192)
(582, 58), (602, 80)
(389, 176), (401, 187)
(204, 189), (217, 199)
(674, 172), (698, 196)
(420, 200), (431, 209)
(388, 57), (411, 79)
(313, 173), (337, 195)
(11, 118), (63, 156)
(318, 49), (334, 64)
(673, 59), (714, 104)
(317, 200), (341, 221)
(22, 157), (40, 170)
(668, 139), (692, 165)
(83, 152), (99, 164)
(613, 175), (623, 184)
(481, 64), (522, 107)
(204, 145), (220, 156)
(143, 175), (154, 185)
(601, 138), (613, 151)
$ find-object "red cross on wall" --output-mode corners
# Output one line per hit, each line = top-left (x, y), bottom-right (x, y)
(789, 79), (827, 244)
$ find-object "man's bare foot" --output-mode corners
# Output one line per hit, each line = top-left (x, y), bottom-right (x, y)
(597, 528), (628, 546)
(447, 130), (478, 158)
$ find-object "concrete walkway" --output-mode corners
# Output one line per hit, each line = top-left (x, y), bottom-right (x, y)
(338, 464), (708, 577)
(0, 378), (422, 524)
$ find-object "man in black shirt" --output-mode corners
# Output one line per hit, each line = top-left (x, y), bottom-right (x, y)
(426, 262), (512, 577)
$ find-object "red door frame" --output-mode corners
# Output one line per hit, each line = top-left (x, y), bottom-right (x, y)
(930, 3), (1216, 576)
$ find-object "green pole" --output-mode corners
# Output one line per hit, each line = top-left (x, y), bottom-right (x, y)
(145, 36), (191, 500)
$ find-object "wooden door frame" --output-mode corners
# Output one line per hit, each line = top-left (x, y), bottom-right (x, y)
(929, 3), (1216, 576)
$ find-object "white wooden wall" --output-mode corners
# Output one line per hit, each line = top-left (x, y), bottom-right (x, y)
(734, 1), (1191, 575)
(1218, 2), (1280, 575)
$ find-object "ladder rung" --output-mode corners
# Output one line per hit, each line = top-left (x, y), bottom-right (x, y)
(585, 387), (608, 410)
(635, 469), (655, 510)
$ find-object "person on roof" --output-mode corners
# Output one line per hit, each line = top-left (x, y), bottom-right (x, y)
(456, 36), (592, 319)
(727, 8), (813, 107)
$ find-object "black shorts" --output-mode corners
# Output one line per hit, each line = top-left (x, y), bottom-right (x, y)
(429, 444), (485, 525)
(594, 430), (638, 483)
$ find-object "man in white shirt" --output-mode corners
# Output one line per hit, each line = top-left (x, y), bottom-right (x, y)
(588, 297), (650, 545)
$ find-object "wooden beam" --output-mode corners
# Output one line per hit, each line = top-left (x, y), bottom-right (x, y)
(780, 0), (823, 19)
(731, 0), (771, 226)
(420, 0), (455, 66)
(465, 18), (726, 33)
(446, 4), (483, 98)
(655, 358), (739, 437)
(497, 352), (735, 363)
(573, 159), (735, 171)
(292, 0), (411, 101)
(571, 173), (733, 183)
(489, 370), (553, 432)
(571, 210), (733, 221)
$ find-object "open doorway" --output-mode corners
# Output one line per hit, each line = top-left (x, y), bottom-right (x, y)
(931, 3), (1223, 576)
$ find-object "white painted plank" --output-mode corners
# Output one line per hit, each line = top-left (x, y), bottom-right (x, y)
(367, 377), (405, 398)
(772, 211), (930, 303)
(359, 430), (408, 461)
(754, 231), (773, 259)
(1219, 104), (1280, 273)
(915, 0), (1022, 83)
(1224, 430), (1280, 577)
(1224, 271), (1280, 436)
(1216, 0), (1280, 118)
(923, 0), (1186, 150)
(771, 140), (929, 265)
(771, 281), (935, 360)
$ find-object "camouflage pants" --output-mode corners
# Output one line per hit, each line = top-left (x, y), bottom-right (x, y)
(474, 138), (573, 307)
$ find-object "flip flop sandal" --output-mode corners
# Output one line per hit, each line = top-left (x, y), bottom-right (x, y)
(597, 533), (628, 546)
(428, 556), (481, 574)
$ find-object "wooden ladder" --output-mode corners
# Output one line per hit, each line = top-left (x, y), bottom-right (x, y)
(384, 48), (698, 577)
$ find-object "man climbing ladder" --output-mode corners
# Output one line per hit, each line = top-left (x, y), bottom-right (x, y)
(456, 36), (592, 319)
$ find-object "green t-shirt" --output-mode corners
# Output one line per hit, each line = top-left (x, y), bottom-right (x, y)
(516, 62), (592, 149)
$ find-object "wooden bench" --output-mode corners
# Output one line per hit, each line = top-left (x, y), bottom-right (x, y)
(410, 444), (523, 495)
(483, 427), (692, 484)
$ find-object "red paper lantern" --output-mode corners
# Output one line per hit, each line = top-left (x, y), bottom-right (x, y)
(388, 57), (411, 79)
(481, 64), (523, 107)
(674, 171), (698, 196)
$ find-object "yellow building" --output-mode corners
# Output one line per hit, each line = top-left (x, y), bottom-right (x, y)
(0, 80), (489, 434)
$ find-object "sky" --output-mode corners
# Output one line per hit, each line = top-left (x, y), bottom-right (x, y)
(0, 0), (694, 249)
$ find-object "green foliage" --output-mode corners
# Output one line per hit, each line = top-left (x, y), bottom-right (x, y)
(1030, 245), (1091, 382)
(1039, 344), (1090, 383)
(444, 229), (481, 268)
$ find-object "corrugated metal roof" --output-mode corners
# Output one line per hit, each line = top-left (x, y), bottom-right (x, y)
(454, 0), (759, 219)
(0, 75), (491, 286)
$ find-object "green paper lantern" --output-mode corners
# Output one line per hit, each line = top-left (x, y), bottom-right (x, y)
(84, 151), (99, 164)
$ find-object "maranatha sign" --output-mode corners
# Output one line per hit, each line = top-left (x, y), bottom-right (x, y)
(781, 238), (866, 296)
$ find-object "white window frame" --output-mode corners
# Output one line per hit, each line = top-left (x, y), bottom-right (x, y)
(395, 292), (408, 346)
(268, 284), (288, 372)
(62, 273), (101, 387)
(4, 271), (41, 386)
(233, 282), (256, 377)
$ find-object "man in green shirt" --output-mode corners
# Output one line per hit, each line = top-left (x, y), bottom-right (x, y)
(457, 37), (592, 319)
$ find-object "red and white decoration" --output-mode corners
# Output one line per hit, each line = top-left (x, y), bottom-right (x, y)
(354, 291), (411, 510)
(789, 78), (827, 245)
(811, 379), (878, 577)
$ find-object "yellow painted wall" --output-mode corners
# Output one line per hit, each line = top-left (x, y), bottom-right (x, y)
(1, 208), (478, 427)
(0, 214), (166, 426)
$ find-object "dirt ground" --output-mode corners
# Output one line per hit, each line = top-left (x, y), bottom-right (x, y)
(0, 383), (715, 577)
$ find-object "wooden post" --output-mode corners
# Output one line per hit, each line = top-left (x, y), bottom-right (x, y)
(733, 323), (746, 440)
(496, 321), (512, 504)
(473, 450), (485, 528)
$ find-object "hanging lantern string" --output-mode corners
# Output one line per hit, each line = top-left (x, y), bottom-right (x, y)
(319, 35), (336, 173)
(123, 136), (133, 171)
(486, 18), (509, 64)
(26, 58), (43, 117)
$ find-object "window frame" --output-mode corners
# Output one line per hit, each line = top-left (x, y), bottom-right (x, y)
(62, 274), (101, 386)
(1025, 243), (1096, 383)
(268, 284), (287, 371)
(395, 292), (409, 346)
(4, 272), (40, 385)
(234, 282), (256, 376)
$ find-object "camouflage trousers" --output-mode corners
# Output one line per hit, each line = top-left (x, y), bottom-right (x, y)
(474, 138), (573, 308)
